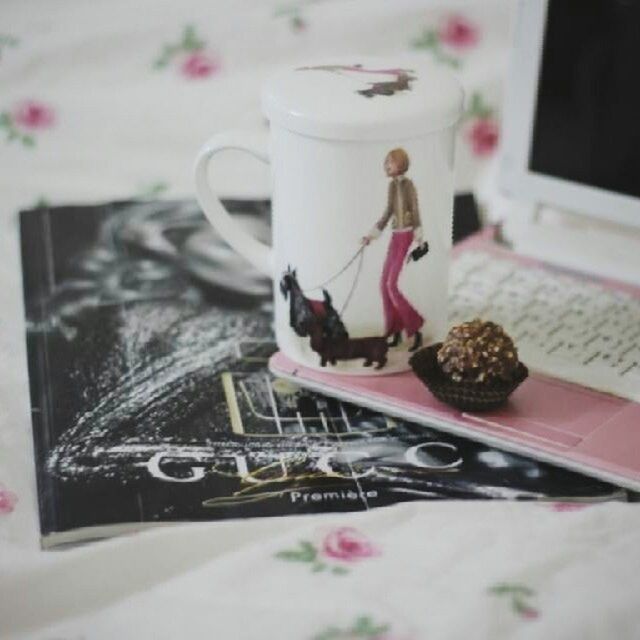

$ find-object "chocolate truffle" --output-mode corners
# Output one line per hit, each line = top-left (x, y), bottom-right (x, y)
(437, 318), (519, 384)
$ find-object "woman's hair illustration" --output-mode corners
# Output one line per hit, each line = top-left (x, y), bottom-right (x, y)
(385, 148), (409, 174)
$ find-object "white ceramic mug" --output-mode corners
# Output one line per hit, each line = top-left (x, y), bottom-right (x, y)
(195, 56), (463, 374)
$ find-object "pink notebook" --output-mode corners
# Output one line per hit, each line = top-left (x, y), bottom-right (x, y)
(270, 233), (640, 492)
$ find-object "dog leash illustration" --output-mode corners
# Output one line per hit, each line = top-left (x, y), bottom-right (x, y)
(337, 248), (365, 315)
(301, 246), (365, 315)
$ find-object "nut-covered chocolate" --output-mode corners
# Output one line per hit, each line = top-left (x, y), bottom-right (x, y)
(437, 319), (519, 384)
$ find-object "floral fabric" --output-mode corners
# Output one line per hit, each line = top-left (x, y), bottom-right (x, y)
(1, 1), (639, 639)
(276, 527), (380, 574)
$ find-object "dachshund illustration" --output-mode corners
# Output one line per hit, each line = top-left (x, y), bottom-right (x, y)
(308, 321), (388, 370)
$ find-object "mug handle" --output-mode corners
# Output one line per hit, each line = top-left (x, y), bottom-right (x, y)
(194, 130), (273, 277)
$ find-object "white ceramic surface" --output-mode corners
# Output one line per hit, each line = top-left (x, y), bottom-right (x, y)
(195, 55), (463, 374)
(262, 55), (464, 140)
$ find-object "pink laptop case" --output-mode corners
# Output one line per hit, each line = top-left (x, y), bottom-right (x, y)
(270, 232), (640, 492)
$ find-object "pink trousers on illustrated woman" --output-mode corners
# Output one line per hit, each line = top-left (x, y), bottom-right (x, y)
(380, 229), (424, 337)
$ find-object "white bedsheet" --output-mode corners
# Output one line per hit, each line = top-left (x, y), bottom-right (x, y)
(1, 1), (639, 638)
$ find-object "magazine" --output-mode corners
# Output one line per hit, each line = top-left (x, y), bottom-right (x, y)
(20, 199), (624, 547)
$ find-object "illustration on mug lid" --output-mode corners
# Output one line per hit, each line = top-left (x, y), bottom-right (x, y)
(296, 63), (417, 98)
(262, 55), (464, 141)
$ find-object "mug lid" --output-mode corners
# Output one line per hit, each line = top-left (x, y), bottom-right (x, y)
(262, 55), (464, 141)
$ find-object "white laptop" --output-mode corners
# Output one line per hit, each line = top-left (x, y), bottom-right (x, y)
(495, 0), (640, 286)
(464, 0), (640, 397)
(271, 0), (640, 490)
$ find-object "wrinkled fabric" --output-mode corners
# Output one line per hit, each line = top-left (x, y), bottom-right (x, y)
(1, 1), (639, 638)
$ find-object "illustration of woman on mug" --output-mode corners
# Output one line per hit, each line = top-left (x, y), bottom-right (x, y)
(361, 148), (427, 352)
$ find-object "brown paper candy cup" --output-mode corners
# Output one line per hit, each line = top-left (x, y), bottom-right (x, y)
(409, 343), (528, 412)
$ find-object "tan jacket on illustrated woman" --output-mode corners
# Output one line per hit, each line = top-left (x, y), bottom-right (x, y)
(369, 176), (423, 244)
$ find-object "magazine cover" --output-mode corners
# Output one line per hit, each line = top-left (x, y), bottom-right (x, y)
(20, 199), (622, 547)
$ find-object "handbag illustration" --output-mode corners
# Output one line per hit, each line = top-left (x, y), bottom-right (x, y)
(409, 241), (429, 262)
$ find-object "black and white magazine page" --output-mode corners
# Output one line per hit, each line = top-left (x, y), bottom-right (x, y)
(20, 199), (623, 547)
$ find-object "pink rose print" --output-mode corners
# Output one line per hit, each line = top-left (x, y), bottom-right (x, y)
(489, 583), (540, 621)
(439, 15), (479, 50)
(181, 52), (220, 79)
(290, 15), (307, 32)
(518, 605), (540, 620)
(467, 118), (499, 156)
(322, 527), (380, 563)
(550, 502), (590, 513)
(0, 486), (17, 515)
(1, 100), (55, 147)
(411, 14), (479, 68)
(154, 25), (220, 80)
(461, 92), (499, 157)
(275, 527), (379, 575)
(13, 100), (55, 129)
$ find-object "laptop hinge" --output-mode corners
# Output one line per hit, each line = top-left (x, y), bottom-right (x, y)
(497, 200), (640, 286)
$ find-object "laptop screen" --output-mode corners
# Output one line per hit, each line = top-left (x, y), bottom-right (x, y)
(529, 0), (640, 200)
